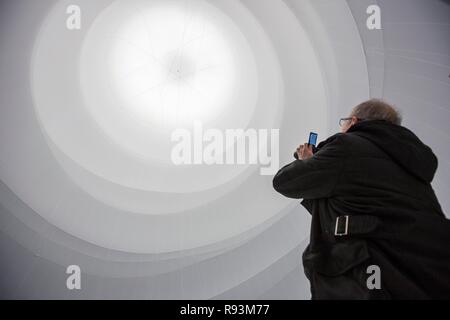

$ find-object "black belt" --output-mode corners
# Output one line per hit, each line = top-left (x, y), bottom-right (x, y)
(334, 214), (380, 237)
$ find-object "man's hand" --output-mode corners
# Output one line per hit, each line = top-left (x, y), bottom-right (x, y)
(296, 143), (314, 160)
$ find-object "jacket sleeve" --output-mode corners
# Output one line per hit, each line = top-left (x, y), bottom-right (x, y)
(272, 134), (347, 199)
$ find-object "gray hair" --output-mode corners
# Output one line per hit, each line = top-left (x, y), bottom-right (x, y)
(351, 99), (402, 125)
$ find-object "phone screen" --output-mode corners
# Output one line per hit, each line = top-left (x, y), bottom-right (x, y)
(308, 132), (318, 146)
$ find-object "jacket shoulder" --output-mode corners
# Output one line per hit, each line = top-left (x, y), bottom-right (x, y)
(338, 132), (389, 158)
(317, 133), (347, 149)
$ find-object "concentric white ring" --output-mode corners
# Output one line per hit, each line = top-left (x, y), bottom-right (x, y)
(80, 0), (259, 162)
(25, 0), (329, 253)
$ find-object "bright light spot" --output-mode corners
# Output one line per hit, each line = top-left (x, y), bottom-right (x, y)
(110, 3), (236, 127)
(79, 0), (258, 161)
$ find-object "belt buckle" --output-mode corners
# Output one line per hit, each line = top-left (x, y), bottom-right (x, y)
(334, 215), (349, 236)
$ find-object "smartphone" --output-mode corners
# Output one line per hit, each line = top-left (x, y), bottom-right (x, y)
(308, 132), (318, 147)
(294, 132), (319, 159)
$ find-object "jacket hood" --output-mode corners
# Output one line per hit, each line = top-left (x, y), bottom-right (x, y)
(347, 120), (438, 183)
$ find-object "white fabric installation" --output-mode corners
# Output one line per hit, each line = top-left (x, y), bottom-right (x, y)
(0, 0), (448, 299)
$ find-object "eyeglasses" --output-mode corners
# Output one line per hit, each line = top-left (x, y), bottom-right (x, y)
(339, 117), (366, 127)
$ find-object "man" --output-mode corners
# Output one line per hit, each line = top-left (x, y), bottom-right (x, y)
(273, 99), (450, 299)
